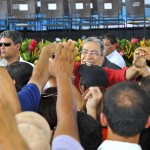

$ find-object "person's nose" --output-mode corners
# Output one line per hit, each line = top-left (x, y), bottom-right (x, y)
(85, 52), (93, 58)
(0, 44), (5, 49)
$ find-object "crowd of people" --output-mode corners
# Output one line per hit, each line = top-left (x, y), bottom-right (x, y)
(0, 30), (150, 150)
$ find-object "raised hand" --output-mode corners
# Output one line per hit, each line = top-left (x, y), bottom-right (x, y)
(50, 40), (81, 143)
(83, 87), (103, 119)
(49, 40), (78, 77)
(84, 87), (102, 110)
(136, 47), (150, 60)
(133, 48), (147, 68)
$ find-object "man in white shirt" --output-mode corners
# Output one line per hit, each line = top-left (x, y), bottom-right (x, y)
(102, 33), (126, 68)
(0, 30), (33, 67)
(98, 81), (150, 150)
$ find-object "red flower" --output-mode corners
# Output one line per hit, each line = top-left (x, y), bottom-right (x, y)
(28, 39), (37, 53)
(131, 38), (138, 45)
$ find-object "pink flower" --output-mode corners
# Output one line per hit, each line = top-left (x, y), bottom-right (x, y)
(28, 39), (37, 52)
(131, 38), (138, 45)
(119, 51), (124, 56)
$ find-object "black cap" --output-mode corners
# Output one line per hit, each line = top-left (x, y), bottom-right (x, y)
(78, 64), (108, 88)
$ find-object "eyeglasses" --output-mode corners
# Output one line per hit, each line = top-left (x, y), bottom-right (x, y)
(0, 42), (11, 47)
(81, 50), (100, 57)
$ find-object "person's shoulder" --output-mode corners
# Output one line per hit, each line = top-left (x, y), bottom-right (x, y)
(19, 56), (34, 67)
(18, 83), (40, 111)
(103, 58), (122, 70)
(18, 83), (39, 95)
(52, 135), (84, 150)
(98, 140), (142, 150)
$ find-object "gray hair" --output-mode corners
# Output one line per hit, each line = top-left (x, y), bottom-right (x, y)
(0, 30), (22, 45)
(82, 36), (106, 56)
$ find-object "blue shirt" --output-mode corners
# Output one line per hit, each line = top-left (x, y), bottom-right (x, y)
(18, 83), (40, 112)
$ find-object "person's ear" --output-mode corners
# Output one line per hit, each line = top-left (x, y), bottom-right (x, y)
(16, 43), (21, 51)
(114, 43), (117, 48)
(145, 116), (150, 128)
(100, 112), (107, 127)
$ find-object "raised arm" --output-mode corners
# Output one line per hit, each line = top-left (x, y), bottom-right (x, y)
(28, 43), (57, 93)
(0, 73), (29, 150)
(0, 67), (21, 113)
(49, 40), (80, 142)
(125, 48), (148, 80)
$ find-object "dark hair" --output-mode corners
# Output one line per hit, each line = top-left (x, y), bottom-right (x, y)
(102, 33), (117, 45)
(6, 61), (33, 92)
(78, 64), (108, 89)
(139, 75), (150, 105)
(77, 111), (102, 150)
(38, 87), (57, 130)
(103, 81), (150, 137)
(139, 127), (150, 150)
(82, 36), (106, 56)
(138, 76), (150, 150)
(0, 30), (22, 45)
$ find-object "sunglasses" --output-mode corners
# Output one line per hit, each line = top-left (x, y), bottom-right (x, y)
(0, 42), (11, 47)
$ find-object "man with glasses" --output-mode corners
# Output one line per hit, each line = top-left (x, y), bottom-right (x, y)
(80, 36), (122, 70)
(0, 30), (33, 67)
(73, 36), (148, 90)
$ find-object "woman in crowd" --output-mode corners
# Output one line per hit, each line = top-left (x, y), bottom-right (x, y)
(6, 61), (33, 92)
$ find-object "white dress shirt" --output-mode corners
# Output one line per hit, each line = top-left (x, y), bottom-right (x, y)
(97, 140), (142, 150)
(0, 56), (34, 67)
(106, 50), (126, 68)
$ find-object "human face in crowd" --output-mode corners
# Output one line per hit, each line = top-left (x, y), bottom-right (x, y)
(103, 38), (116, 56)
(81, 41), (104, 66)
(0, 38), (20, 60)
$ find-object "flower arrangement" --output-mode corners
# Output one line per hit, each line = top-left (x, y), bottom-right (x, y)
(20, 38), (83, 64)
(20, 38), (150, 66)
(20, 38), (51, 63)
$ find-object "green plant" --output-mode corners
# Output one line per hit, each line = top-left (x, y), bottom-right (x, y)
(20, 39), (51, 63)
(20, 38), (150, 65)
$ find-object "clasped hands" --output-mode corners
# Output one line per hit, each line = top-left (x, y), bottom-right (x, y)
(133, 47), (150, 68)
(49, 39), (78, 77)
